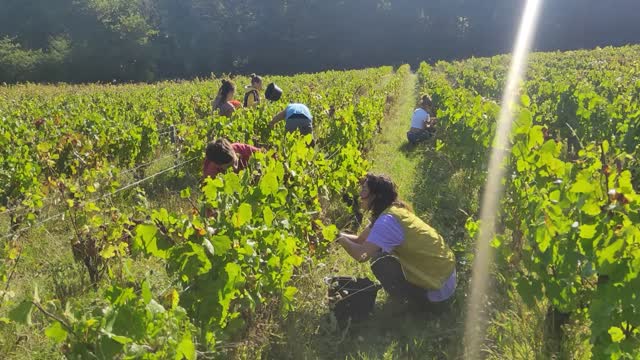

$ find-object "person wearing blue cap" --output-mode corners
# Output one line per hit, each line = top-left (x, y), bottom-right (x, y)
(269, 103), (313, 136)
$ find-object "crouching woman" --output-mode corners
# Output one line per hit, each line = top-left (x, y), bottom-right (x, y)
(336, 173), (456, 310)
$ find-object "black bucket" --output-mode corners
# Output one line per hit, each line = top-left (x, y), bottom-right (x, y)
(265, 82), (283, 101)
(327, 276), (381, 329)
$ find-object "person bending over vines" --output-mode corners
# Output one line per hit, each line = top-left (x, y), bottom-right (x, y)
(269, 103), (315, 146)
(270, 103), (313, 136)
(202, 138), (262, 181)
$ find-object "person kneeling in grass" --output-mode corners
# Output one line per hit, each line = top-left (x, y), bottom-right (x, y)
(407, 95), (437, 145)
(336, 173), (457, 311)
(202, 138), (262, 181)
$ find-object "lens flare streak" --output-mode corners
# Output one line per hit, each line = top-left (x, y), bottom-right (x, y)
(462, 1), (543, 358)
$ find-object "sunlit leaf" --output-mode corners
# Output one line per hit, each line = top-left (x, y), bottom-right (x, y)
(232, 203), (252, 228)
(45, 322), (68, 343)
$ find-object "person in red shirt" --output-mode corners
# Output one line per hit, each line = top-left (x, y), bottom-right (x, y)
(202, 138), (262, 180)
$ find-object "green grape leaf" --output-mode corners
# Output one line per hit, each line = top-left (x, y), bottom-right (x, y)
(608, 326), (626, 343)
(223, 172), (242, 195)
(210, 235), (231, 256)
(570, 180), (594, 194)
(99, 337), (124, 359)
(134, 224), (168, 259)
(322, 224), (338, 241)
(180, 188), (191, 199)
(141, 280), (152, 305)
(203, 177), (223, 203)
(232, 203), (252, 228)
(618, 170), (635, 195)
(263, 207), (275, 226)
(579, 224), (598, 239)
(100, 245), (118, 259)
(536, 226), (551, 253)
(260, 171), (280, 196)
(527, 126), (544, 149)
(223, 262), (245, 294)
(110, 334), (132, 345)
(283, 286), (297, 303)
(9, 300), (33, 325)
(515, 109), (533, 133)
(44, 321), (68, 344)
(581, 200), (602, 216)
(170, 243), (212, 278)
(598, 239), (625, 266)
(176, 336), (196, 360)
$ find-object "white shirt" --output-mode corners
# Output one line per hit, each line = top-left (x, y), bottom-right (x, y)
(410, 108), (430, 129)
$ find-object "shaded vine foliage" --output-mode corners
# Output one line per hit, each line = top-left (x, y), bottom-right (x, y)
(1, 0), (639, 83)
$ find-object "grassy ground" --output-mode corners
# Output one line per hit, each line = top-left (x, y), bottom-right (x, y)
(264, 70), (476, 360)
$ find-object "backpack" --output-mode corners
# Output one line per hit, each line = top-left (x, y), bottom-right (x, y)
(243, 89), (259, 107)
(327, 276), (381, 329)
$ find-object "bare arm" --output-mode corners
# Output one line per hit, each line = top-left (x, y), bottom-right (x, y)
(339, 225), (370, 244)
(269, 110), (286, 127)
(337, 235), (380, 263)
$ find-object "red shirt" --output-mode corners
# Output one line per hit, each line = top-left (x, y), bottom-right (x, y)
(230, 100), (242, 109)
(203, 143), (261, 180)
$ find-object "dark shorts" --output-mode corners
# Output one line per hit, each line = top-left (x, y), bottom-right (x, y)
(407, 128), (435, 144)
(370, 252), (452, 312)
(285, 116), (313, 136)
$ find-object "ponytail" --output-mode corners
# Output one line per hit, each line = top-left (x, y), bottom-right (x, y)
(218, 79), (235, 101)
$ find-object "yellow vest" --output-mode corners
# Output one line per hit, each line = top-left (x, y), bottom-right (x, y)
(384, 206), (456, 290)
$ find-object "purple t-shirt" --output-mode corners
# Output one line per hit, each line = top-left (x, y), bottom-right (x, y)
(367, 214), (456, 302)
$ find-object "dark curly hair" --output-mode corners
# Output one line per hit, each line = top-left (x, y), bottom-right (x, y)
(205, 138), (235, 165)
(420, 94), (433, 108)
(363, 173), (407, 221)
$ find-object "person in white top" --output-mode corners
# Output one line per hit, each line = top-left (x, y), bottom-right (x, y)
(407, 95), (437, 144)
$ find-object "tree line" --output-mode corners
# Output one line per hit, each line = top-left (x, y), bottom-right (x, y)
(1, 0), (639, 83)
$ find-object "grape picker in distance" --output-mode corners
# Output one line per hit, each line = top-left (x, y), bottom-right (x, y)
(407, 94), (437, 145)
